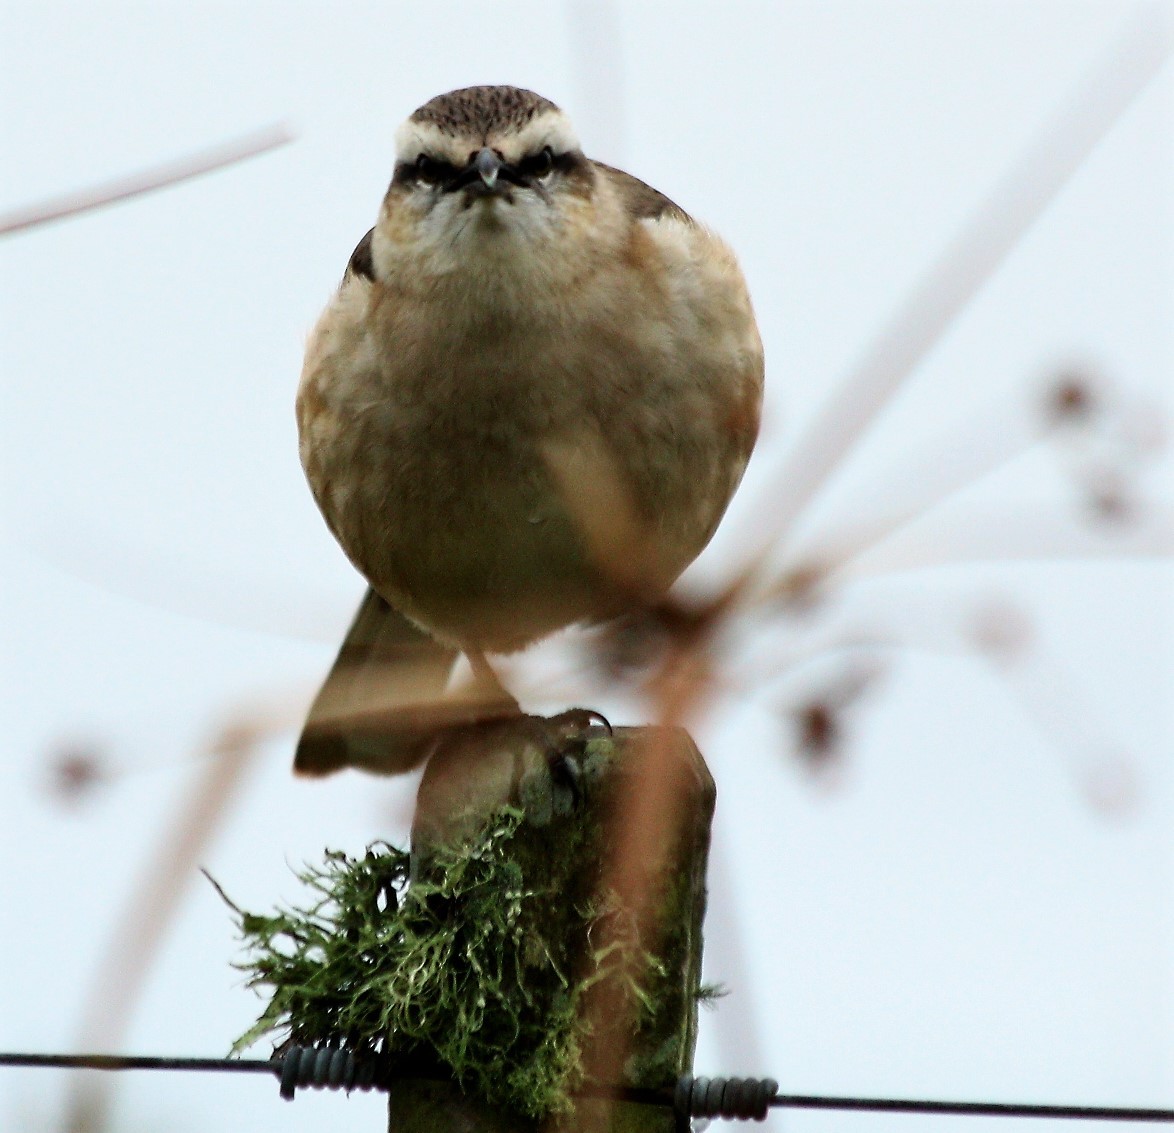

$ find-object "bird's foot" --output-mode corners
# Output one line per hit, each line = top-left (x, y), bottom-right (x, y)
(516, 709), (611, 824)
(411, 708), (613, 844)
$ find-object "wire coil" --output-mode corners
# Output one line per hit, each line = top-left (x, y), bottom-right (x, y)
(277, 1046), (778, 1122)
(674, 1075), (779, 1123)
(277, 1044), (383, 1100)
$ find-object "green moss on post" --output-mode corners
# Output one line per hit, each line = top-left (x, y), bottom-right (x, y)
(223, 720), (714, 1132)
(398, 721), (715, 1133)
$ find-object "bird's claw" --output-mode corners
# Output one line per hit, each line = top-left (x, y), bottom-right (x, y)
(545, 707), (612, 741)
(516, 709), (610, 824)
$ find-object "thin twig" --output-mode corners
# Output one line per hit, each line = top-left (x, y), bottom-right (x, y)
(727, 16), (1171, 609)
(64, 728), (261, 1133)
(0, 122), (295, 236)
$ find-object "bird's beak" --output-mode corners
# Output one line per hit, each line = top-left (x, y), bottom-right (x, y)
(474, 147), (502, 191)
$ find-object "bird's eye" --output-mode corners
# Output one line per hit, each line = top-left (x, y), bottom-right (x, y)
(521, 146), (555, 180)
(414, 154), (452, 184)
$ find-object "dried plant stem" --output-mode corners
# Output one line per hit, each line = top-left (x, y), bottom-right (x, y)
(729, 18), (1171, 609)
(569, 645), (715, 1130)
(1, 122), (294, 237)
(565, 0), (628, 165)
(701, 832), (770, 1075)
(766, 389), (1050, 597)
(839, 500), (1174, 582)
(64, 724), (260, 1133)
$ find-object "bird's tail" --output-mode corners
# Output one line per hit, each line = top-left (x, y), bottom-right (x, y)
(294, 588), (460, 777)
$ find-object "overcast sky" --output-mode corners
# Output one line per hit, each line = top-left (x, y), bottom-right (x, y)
(2, 2), (1173, 1131)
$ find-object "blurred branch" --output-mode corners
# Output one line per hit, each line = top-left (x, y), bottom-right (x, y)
(729, 16), (1172, 605)
(565, 0), (628, 164)
(573, 639), (717, 1129)
(700, 833), (771, 1074)
(838, 498), (1173, 582)
(764, 386), (1052, 600)
(969, 601), (1147, 815)
(63, 711), (274, 1133)
(0, 122), (296, 237)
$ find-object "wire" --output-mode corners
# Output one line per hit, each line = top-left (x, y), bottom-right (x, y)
(3, 1051), (1174, 1122)
(0, 1053), (275, 1076)
(772, 1094), (1174, 1123)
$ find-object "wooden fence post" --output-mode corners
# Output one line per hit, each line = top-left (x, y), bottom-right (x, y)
(391, 719), (716, 1133)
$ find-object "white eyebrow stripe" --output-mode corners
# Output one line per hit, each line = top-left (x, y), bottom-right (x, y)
(393, 110), (581, 167)
(394, 121), (469, 165)
(494, 112), (579, 161)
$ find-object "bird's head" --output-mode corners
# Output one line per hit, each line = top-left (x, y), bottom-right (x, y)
(372, 86), (616, 289)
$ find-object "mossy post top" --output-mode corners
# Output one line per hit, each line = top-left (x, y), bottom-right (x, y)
(401, 721), (716, 1133)
(222, 720), (715, 1133)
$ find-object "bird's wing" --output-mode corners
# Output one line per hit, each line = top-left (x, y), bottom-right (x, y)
(343, 227), (376, 283)
(591, 161), (693, 224)
(294, 588), (459, 777)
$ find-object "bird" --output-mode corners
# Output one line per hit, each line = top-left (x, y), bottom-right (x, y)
(294, 85), (763, 777)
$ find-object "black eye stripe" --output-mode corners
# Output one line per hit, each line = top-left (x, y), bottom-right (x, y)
(550, 150), (582, 175)
(391, 155), (459, 187)
(391, 148), (586, 191)
(415, 154), (459, 183)
(516, 146), (554, 177)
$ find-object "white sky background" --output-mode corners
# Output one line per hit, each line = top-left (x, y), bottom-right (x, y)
(1, 2), (1172, 1131)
